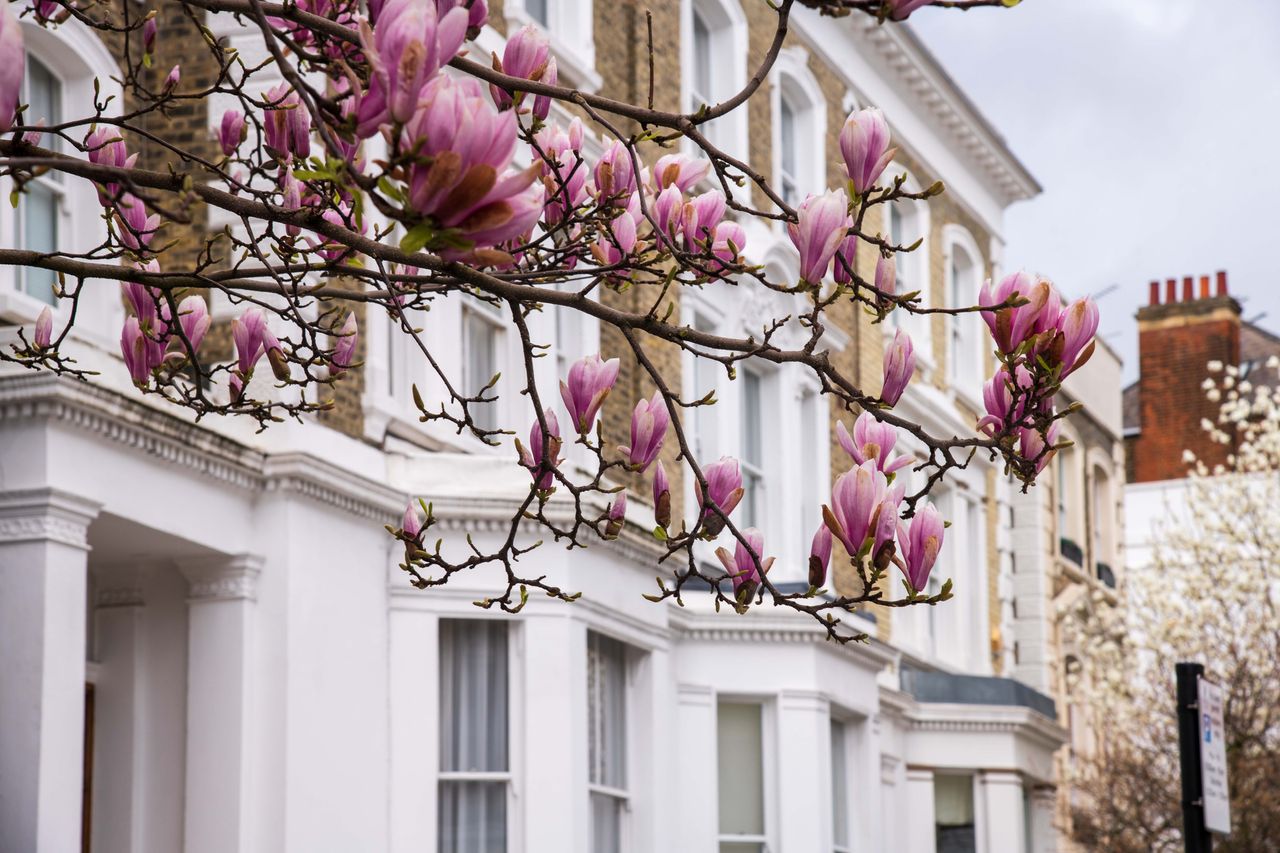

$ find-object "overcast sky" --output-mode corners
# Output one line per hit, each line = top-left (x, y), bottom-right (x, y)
(911, 0), (1280, 382)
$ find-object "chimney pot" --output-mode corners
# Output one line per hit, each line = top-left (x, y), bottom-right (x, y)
(1216, 270), (1228, 296)
(1149, 280), (1160, 305)
(1166, 278), (1177, 303)
(1182, 276), (1194, 301)
(1199, 275), (1210, 298)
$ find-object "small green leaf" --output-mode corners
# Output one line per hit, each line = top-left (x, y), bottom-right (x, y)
(652, 525), (668, 541)
(400, 222), (435, 254)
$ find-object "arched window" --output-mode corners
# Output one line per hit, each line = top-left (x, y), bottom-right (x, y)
(683, 0), (748, 163)
(881, 165), (931, 362)
(771, 48), (827, 209)
(942, 224), (984, 386)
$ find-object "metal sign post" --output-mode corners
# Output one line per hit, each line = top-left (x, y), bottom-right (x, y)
(1176, 662), (1230, 853)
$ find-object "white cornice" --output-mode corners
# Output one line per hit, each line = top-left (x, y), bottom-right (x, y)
(670, 607), (900, 672)
(907, 701), (1068, 751)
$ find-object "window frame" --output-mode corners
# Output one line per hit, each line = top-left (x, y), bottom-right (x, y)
(830, 716), (853, 853)
(941, 224), (985, 392)
(460, 298), (505, 435)
(715, 697), (776, 853)
(770, 47), (827, 211)
(0, 18), (121, 340)
(681, 0), (750, 166)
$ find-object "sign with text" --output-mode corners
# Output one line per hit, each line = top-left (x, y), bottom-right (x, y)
(1198, 677), (1231, 835)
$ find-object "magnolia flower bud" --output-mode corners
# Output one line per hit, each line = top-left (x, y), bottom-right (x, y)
(232, 309), (268, 379)
(881, 329), (914, 406)
(695, 456), (744, 537)
(809, 524), (832, 589)
(142, 16), (158, 62)
(622, 391), (670, 472)
(163, 65), (181, 92)
(219, 109), (247, 157)
(330, 312), (359, 376)
(839, 107), (895, 197)
(825, 461), (887, 558)
(559, 354), (620, 435)
(715, 527), (773, 608)
(787, 190), (851, 284)
(603, 492), (626, 540)
(652, 462), (671, 530)
(517, 409), (563, 492)
(897, 501), (945, 592)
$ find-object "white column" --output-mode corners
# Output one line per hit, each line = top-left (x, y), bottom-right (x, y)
(521, 615), (588, 853)
(672, 684), (718, 850)
(776, 691), (829, 851)
(1028, 784), (1058, 853)
(904, 767), (937, 853)
(180, 555), (261, 853)
(979, 770), (1026, 853)
(90, 569), (148, 853)
(388, 602), (439, 853)
(0, 488), (99, 853)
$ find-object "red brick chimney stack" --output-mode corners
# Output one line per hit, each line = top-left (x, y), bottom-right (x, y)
(1130, 271), (1241, 483)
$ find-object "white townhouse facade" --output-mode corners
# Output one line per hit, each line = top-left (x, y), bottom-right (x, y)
(0, 3), (1097, 853)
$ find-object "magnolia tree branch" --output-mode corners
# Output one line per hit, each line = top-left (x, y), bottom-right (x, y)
(0, 0), (1089, 641)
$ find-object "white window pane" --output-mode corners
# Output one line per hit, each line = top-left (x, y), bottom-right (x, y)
(935, 775), (976, 853)
(830, 720), (849, 849)
(21, 183), (58, 305)
(800, 391), (819, 541)
(525, 0), (548, 26)
(439, 620), (508, 772)
(439, 781), (506, 853)
(590, 792), (623, 853)
(692, 10), (712, 106)
(464, 312), (498, 431)
(25, 55), (62, 156)
(717, 702), (764, 836)
(587, 633), (627, 789)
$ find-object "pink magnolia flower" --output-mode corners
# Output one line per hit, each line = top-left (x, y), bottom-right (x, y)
(1058, 297), (1099, 376)
(536, 119), (588, 226)
(833, 234), (858, 285)
(897, 501), (944, 592)
(435, 0), (488, 31)
(979, 272), (1051, 354)
(652, 153), (710, 193)
(682, 190), (726, 251)
(33, 306), (53, 349)
(622, 391), (670, 472)
(219, 109), (247, 157)
(715, 527), (774, 604)
(696, 456), (745, 535)
(825, 460), (887, 557)
(173, 295), (210, 355)
(593, 141), (637, 203)
(977, 365), (1025, 435)
(591, 211), (637, 269)
(652, 461), (671, 530)
(874, 252), (896, 307)
(836, 412), (913, 475)
(0, 3), (21, 135)
(114, 195), (162, 253)
(262, 327), (291, 382)
(603, 492), (627, 540)
(652, 184), (684, 245)
(709, 221), (746, 270)
(232, 309), (269, 379)
(787, 189), (851, 284)
(491, 24), (553, 113)
(881, 328), (914, 405)
(120, 315), (164, 387)
(121, 260), (165, 335)
(518, 408), (563, 491)
(401, 75), (542, 254)
(1018, 422), (1061, 474)
(21, 121), (44, 147)
(401, 499), (423, 540)
(85, 126), (138, 205)
(330, 312), (359, 375)
(29, 0), (68, 26)
(363, 0), (468, 126)
(560, 354), (620, 434)
(809, 523), (832, 588)
(263, 82), (312, 163)
(163, 65), (180, 92)
(840, 107), (895, 197)
(873, 482), (905, 562)
(142, 17), (158, 60)
(888, 0), (933, 21)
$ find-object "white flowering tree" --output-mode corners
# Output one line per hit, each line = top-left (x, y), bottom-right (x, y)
(0, 0), (1084, 642)
(1064, 360), (1280, 852)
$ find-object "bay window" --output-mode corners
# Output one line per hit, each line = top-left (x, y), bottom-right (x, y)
(439, 620), (510, 853)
